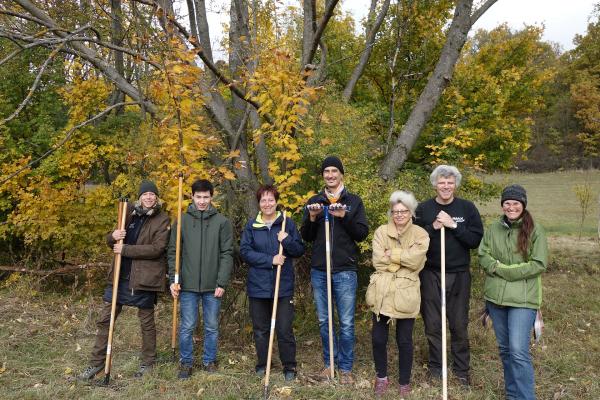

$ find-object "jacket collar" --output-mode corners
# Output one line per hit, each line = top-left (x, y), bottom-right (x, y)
(187, 203), (217, 218)
(385, 218), (413, 238)
(501, 215), (522, 229)
(252, 211), (282, 229)
(317, 186), (348, 204)
(132, 199), (163, 217)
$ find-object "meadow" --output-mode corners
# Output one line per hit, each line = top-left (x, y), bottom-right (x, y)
(0, 171), (599, 399)
(476, 170), (600, 236)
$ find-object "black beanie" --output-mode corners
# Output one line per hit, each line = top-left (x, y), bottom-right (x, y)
(321, 156), (344, 175)
(501, 184), (527, 208)
(138, 180), (159, 198)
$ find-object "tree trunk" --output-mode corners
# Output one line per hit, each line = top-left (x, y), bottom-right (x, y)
(301, 0), (339, 68)
(378, 0), (498, 180)
(342, 0), (391, 102)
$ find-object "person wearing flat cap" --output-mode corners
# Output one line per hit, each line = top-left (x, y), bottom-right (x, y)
(478, 184), (548, 400)
(79, 180), (170, 380)
(300, 156), (369, 384)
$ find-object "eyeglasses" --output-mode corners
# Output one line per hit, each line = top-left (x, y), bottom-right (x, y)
(392, 210), (411, 216)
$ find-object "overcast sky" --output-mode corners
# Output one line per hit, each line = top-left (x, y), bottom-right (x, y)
(343, 0), (598, 51)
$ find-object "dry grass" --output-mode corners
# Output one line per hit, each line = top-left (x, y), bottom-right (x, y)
(0, 234), (598, 399)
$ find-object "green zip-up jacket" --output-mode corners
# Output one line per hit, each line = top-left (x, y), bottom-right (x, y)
(168, 204), (233, 293)
(478, 216), (548, 309)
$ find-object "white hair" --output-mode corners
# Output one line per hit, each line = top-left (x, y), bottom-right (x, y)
(388, 190), (418, 217)
(430, 165), (462, 187)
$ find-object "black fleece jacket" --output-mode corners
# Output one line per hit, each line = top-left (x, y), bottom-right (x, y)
(301, 188), (369, 272)
(415, 197), (483, 273)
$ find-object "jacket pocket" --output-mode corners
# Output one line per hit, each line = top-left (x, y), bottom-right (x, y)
(365, 274), (379, 307)
(393, 276), (419, 314)
(136, 261), (165, 290)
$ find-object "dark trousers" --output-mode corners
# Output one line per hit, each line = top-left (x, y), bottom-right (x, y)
(420, 269), (471, 377)
(372, 314), (415, 385)
(249, 296), (296, 372)
(90, 302), (156, 366)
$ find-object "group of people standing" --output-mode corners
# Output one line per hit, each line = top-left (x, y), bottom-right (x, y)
(78, 156), (547, 400)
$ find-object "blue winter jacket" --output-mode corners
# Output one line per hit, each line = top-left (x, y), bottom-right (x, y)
(240, 212), (305, 298)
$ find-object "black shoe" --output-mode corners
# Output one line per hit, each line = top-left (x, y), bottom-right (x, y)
(178, 364), (193, 380)
(134, 364), (153, 378)
(456, 374), (471, 388)
(203, 361), (218, 373)
(78, 365), (103, 380)
(284, 370), (296, 382)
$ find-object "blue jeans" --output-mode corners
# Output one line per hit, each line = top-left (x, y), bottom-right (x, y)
(487, 301), (537, 400)
(311, 269), (357, 372)
(179, 291), (221, 366)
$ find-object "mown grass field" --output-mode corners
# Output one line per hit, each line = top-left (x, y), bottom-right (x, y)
(475, 170), (600, 236)
(0, 171), (599, 399)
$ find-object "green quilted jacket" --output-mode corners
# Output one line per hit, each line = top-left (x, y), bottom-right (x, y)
(478, 217), (548, 309)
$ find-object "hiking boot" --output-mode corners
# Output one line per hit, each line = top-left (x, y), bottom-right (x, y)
(374, 376), (389, 396)
(283, 370), (297, 382)
(178, 364), (192, 380)
(256, 367), (266, 378)
(203, 361), (218, 373)
(399, 383), (412, 397)
(317, 366), (334, 381)
(78, 365), (103, 380)
(133, 364), (153, 378)
(339, 370), (355, 385)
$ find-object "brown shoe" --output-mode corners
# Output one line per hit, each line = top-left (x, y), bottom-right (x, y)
(317, 366), (334, 381)
(203, 362), (218, 373)
(339, 370), (355, 385)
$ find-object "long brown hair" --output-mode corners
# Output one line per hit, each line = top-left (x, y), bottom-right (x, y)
(517, 209), (535, 259)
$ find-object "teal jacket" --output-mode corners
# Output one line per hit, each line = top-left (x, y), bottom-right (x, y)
(478, 216), (548, 309)
(168, 204), (233, 293)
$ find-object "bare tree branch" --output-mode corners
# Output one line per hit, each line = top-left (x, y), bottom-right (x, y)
(302, 0), (340, 67)
(342, 0), (391, 102)
(0, 30), (161, 69)
(11, 0), (157, 114)
(0, 262), (110, 275)
(0, 101), (139, 185)
(471, 0), (498, 25)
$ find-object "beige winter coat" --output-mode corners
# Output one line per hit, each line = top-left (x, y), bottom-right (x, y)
(366, 219), (429, 319)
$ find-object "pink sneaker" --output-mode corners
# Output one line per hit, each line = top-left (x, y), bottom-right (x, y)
(399, 383), (411, 397)
(374, 376), (389, 396)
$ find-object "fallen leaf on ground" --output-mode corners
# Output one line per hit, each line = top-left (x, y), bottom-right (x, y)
(276, 386), (292, 396)
(64, 367), (73, 375)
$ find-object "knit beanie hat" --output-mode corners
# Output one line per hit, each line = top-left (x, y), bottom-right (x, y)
(138, 180), (159, 198)
(501, 184), (527, 208)
(321, 156), (344, 175)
